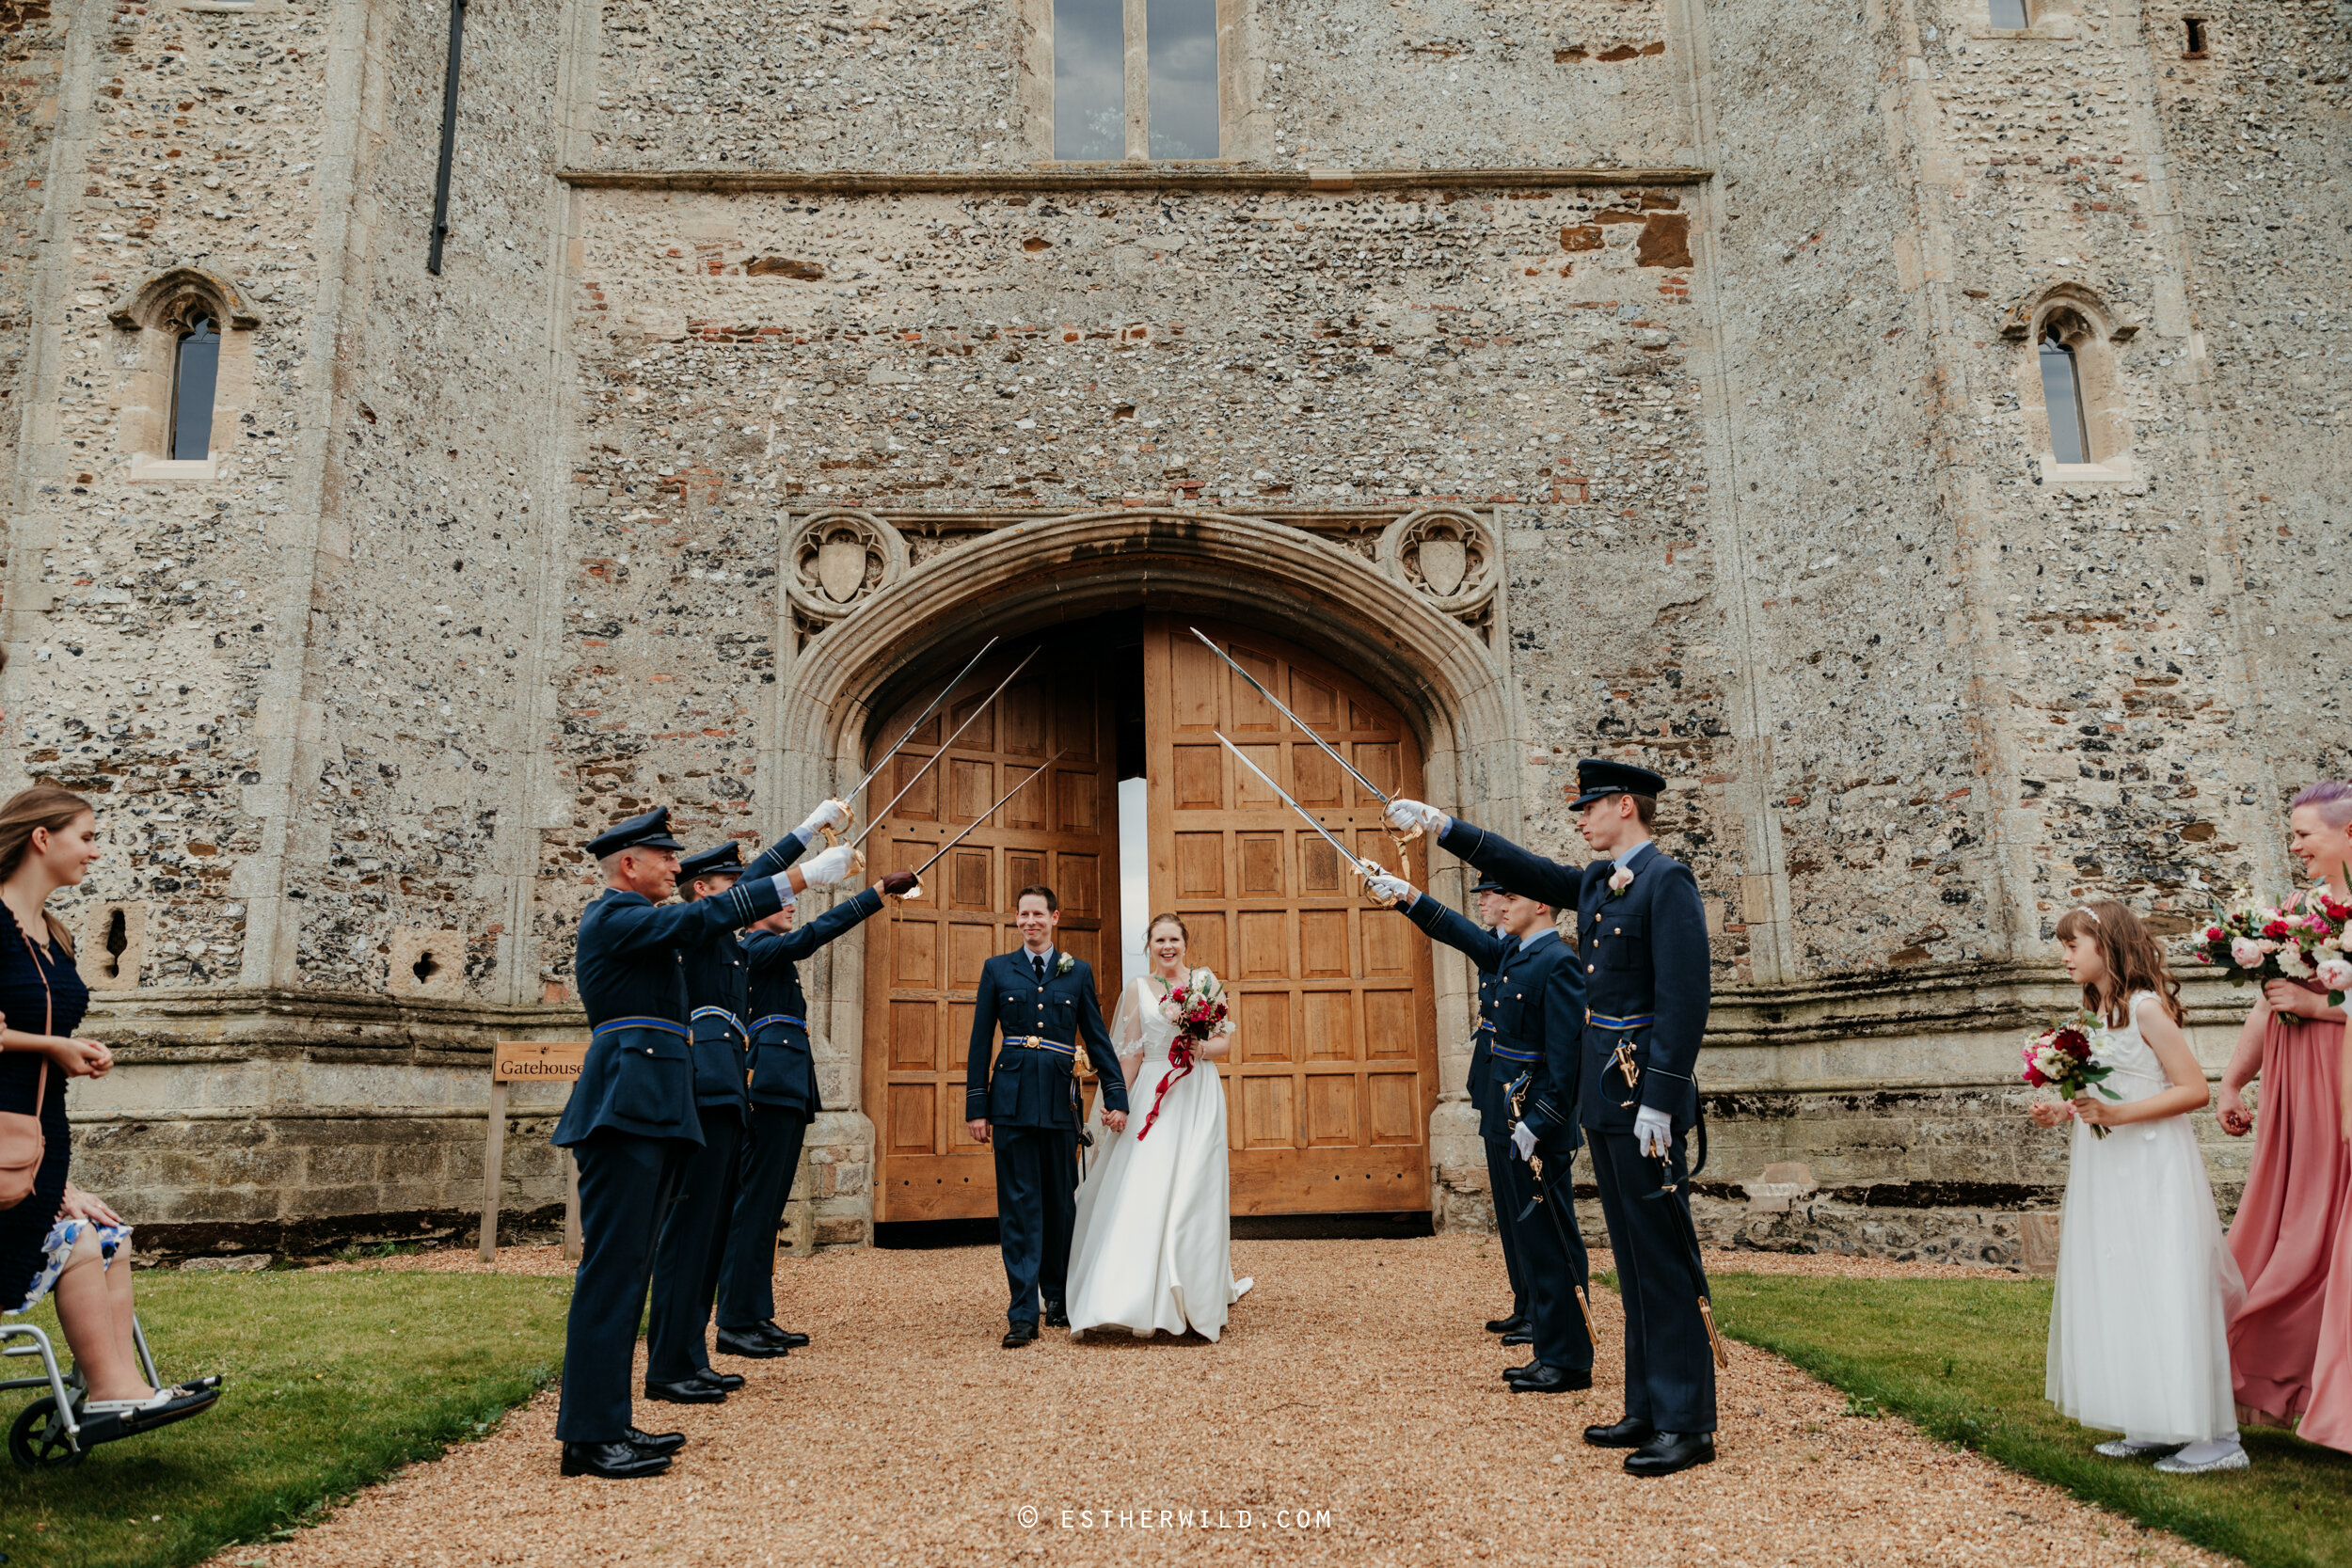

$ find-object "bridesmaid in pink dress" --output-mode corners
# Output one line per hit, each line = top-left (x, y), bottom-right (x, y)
(2217, 780), (2352, 1451)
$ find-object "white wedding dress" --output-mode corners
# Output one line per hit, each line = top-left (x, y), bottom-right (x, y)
(1066, 973), (1254, 1340)
(2045, 990), (2245, 1444)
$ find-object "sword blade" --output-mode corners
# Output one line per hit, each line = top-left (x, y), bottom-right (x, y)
(844, 635), (1001, 805)
(1191, 626), (1392, 807)
(909, 749), (1068, 882)
(850, 645), (1041, 850)
(1212, 731), (1378, 879)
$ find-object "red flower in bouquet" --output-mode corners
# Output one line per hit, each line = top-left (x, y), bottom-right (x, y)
(1137, 973), (1229, 1142)
(2022, 1013), (2122, 1139)
(2189, 894), (2352, 1004)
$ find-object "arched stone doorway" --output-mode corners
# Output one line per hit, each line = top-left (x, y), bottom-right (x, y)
(770, 509), (1524, 1239)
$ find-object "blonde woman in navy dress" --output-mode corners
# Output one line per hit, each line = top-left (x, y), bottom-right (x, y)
(0, 785), (213, 1422)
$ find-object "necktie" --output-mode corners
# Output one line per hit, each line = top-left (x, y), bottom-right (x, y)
(1033, 953), (1047, 987)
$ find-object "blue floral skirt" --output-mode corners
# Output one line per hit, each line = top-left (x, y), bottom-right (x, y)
(5, 1218), (131, 1315)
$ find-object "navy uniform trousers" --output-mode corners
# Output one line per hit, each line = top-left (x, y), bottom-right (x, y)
(1585, 1130), (1710, 1432)
(560, 1131), (692, 1440)
(715, 1106), (809, 1330)
(644, 1103), (744, 1382)
(1470, 968), (1532, 1323)
(994, 1122), (1080, 1321)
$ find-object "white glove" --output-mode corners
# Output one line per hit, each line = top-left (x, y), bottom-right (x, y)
(799, 843), (856, 887)
(765, 873), (800, 911)
(796, 799), (850, 841)
(1634, 1105), (1673, 1158)
(1363, 872), (1413, 907)
(1384, 799), (1447, 836)
(1510, 1120), (1537, 1161)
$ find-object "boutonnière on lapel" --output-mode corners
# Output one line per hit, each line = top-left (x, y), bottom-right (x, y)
(1606, 864), (1636, 899)
(1055, 953), (1075, 976)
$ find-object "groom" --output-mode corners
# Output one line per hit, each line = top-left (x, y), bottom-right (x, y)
(965, 885), (1130, 1346)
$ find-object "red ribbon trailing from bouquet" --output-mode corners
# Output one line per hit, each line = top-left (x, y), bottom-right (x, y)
(1135, 1038), (1196, 1141)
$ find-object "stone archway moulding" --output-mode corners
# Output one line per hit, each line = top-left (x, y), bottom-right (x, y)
(770, 508), (1527, 1232)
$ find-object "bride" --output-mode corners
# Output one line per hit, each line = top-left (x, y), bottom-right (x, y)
(1065, 912), (1254, 1340)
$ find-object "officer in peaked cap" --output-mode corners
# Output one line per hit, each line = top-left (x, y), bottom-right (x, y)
(552, 801), (858, 1480)
(1363, 864), (1591, 1392)
(1378, 758), (1720, 1476)
(1468, 874), (1534, 1344)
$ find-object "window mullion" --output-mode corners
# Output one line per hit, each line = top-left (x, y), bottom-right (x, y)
(1122, 0), (1149, 160)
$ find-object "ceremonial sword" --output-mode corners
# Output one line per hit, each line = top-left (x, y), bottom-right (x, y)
(828, 634), (1001, 847)
(1211, 732), (1391, 893)
(847, 645), (1041, 852)
(1191, 627), (1420, 855)
(898, 749), (1068, 899)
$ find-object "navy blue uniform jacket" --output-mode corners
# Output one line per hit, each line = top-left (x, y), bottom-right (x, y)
(1438, 819), (1710, 1134)
(1469, 960), (1502, 1135)
(1403, 897), (1585, 1155)
(743, 885), (885, 1121)
(963, 950), (1129, 1132)
(554, 833), (808, 1148)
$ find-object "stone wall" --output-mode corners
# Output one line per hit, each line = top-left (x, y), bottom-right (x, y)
(0, 0), (2338, 1256)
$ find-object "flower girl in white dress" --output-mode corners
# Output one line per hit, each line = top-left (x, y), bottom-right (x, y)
(2036, 900), (2249, 1473)
(1065, 912), (1254, 1340)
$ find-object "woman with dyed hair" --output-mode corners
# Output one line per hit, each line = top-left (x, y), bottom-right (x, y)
(2215, 779), (2352, 1452)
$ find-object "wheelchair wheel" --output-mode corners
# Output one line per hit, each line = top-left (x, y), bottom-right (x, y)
(8, 1397), (84, 1469)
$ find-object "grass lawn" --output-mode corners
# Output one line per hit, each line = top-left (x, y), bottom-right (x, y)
(1709, 1271), (2352, 1568)
(0, 1268), (572, 1568)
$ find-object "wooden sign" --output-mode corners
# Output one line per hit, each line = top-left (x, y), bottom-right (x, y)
(492, 1040), (587, 1084)
(481, 1040), (590, 1262)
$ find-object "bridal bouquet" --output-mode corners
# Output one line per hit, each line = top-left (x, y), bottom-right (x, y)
(2190, 895), (2352, 1004)
(2022, 1013), (2122, 1138)
(1136, 974), (1229, 1142)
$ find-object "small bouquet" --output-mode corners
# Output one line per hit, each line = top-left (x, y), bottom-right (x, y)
(1138, 973), (1229, 1141)
(2023, 1013), (2122, 1138)
(2190, 894), (2352, 1004)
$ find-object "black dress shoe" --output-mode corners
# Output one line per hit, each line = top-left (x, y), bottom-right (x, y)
(1625, 1431), (1715, 1476)
(706, 1370), (745, 1393)
(1002, 1321), (1040, 1348)
(1502, 1327), (1534, 1346)
(562, 1440), (672, 1479)
(643, 1375), (727, 1404)
(1043, 1305), (1071, 1328)
(715, 1327), (790, 1359)
(1507, 1364), (1594, 1393)
(754, 1320), (810, 1350)
(1486, 1312), (1528, 1335)
(1584, 1415), (1658, 1449)
(627, 1427), (686, 1457)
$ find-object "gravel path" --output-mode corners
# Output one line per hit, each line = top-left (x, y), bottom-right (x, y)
(218, 1235), (2225, 1568)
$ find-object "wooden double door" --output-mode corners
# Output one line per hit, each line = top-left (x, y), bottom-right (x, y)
(863, 616), (1437, 1222)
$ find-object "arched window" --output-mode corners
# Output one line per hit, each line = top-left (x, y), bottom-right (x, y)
(170, 309), (219, 462)
(2037, 322), (2090, 466)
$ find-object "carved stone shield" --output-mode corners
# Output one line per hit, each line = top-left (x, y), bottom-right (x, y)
(816, 536), (867, 603)
(1418, 537), (1468, 598)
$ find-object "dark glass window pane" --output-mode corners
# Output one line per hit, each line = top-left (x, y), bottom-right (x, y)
(1055, 0), (1124, 160)
(1146, 0), (1217, 160)
(2039, 335), (2089, 465)
(1988, 0), (2029, 27)
(172, 315), (218, 463)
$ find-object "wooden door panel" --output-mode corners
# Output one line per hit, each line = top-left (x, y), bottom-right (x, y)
(865, 642), (1121, 1222)
(1143, 615), (1438, 1216)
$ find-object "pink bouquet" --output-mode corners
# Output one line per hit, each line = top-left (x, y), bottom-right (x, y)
(2023, 1015), (2122, 1139)
(2190, 894), (2352, 1005)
